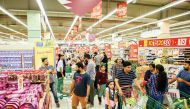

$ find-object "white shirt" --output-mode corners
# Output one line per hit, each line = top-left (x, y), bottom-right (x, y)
(56, 60), (63, 72)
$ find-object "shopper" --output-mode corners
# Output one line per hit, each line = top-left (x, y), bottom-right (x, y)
(39, 58), (60, 107)
(70, 62), (90, 109)
(115, 61), (144, 109)
(105, 80), (117, 109)
(112, 58), (124, 80)
(169, 61), (190, 98)
(84, 53), (96, 106)
(146, 64), (168, 109)
(56, 54), (65, 95)
(102, 52), (108, 72)
(95, 65), (108, 105)
(144, 64), (155, 95)
(94, 52), (101, 73)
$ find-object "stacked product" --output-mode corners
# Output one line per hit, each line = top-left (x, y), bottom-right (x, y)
(0, 70), (49, 109)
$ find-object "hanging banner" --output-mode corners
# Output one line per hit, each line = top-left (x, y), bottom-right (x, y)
(129, 44), (138, 59)
(139, 37), (190, 47)
(117, 2), (127, 18)
(91, 1), (102, 18)
(18, 75), (24, 91)
(104, 44), (112, 58)
(88, 34), (96, 42)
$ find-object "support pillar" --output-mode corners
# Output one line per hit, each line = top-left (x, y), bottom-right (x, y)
(27, 11), (41, 41)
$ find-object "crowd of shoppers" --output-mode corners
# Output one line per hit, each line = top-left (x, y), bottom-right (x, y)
(38, 51), (190, 109)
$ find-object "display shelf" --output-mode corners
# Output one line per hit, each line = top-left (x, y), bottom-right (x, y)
(0, 50), (34, 69)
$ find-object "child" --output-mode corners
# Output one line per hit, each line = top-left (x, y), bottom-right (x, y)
(95, 65), (108, 105)
(105, 80), (117, 109)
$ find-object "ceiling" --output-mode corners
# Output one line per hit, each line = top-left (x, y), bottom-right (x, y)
(0, 0), (190, 41)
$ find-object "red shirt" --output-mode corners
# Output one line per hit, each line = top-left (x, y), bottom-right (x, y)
(96, 72), (108, 85)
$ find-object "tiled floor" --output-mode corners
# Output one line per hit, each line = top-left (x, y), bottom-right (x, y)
(51, 95), (105, 109)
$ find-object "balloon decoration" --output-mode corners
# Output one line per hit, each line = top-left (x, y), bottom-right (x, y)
(58, 0), (102, 16)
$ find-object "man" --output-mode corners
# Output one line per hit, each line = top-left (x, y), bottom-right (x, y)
(56, 54), (65, 95)
(70, 62), (90, 109)
(84, 53), (96, 106)
(169, 61), (190, 98)
(94, 52), (101, 73)
(39, 58), (60, 108)
(144, 64), (155, 96)
(115, 61), (145, 109)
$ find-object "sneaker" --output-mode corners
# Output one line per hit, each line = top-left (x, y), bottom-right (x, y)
(56, 103), (60, 108)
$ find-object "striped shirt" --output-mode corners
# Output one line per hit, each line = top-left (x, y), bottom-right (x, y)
(116, 70), (136, 91)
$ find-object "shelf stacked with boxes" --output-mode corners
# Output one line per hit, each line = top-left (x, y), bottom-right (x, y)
(0, 50), (33, 70)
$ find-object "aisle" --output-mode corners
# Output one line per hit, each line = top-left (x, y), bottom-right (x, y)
(51, 94), (105, 109)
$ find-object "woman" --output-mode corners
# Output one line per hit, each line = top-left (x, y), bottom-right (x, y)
(95, 65), (108, 105)
(102, 52), (108, 72)
(144, 64), (155, 96)
(146, 64), (168, 109)
(56, 54), (65, 95)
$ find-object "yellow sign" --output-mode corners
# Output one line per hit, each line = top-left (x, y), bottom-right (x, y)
(34, 47), (55, 69)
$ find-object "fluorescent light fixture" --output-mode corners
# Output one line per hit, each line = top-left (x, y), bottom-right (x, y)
(170, 25), (190, 30)
(0, 24), (27, 37)
(36, 0), (55, 39)
(0, 31), (23, 39)
(64, 16), (79, 40)
(96, 0), (187, 35)
(86, 0), (133, 31)
(0, 6), (28, 28)
(100, 11), (190, 39)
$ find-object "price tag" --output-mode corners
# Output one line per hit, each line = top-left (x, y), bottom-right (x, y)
(178, 38), (187, 46)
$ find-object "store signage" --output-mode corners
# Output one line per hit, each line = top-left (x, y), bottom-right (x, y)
(91, 1), (102, 18)
(118, 42), (126, 48)
(139, 37), (190, 47)
(18, 75), (24, 91)
(88, 34), (96, 42)
(117, 2), (127, 18)
(129, 44), (138, 59)
(104, 44), (112, 58)
(58, 0), (101, 16)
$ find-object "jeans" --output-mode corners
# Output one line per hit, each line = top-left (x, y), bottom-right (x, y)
(98, 84), (107, 97)
(57, 77), (64, 94)
(88, 80), (95, 105)
(105, 105), (115, 109)
(50, 82), (59, 103)
(146, 94), (164, 109)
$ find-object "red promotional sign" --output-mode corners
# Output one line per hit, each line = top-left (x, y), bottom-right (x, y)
(104, 44), (112, 58)
(139, 37), (190, 47)
(91, 1), (102, 18)
(117, 2), (127, 18)
(129, 44), (138, 59)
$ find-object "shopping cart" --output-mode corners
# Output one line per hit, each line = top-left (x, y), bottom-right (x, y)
(117, 85), (144, 109)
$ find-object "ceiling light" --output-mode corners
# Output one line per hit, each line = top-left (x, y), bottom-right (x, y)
(96, 0), (187, 35)
(36, 0), (55, 39)
(0, 6), (28, 28)
(64, 16), (79, 40)
(0, 24), (27, 37)
(170, 25), (190, 30)
(0, 31), (23, 39)
(100, 11), (190, 39)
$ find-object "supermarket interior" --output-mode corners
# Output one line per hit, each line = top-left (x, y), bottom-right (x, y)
(0, 0), (190, 109)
